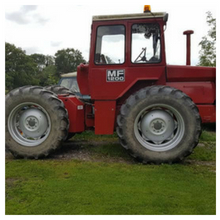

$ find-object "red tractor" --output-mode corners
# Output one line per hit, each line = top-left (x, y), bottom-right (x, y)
(6, 6), (216, 163)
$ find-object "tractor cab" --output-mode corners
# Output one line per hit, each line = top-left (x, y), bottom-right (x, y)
(77, 6), (168, 99)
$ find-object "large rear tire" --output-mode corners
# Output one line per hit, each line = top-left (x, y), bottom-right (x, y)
(44, 85), (75, 95)
(116, 86), (201, 164)
(6, 86), (69, 159)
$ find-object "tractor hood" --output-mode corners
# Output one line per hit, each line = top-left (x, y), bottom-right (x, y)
(166, 65), (216, 82)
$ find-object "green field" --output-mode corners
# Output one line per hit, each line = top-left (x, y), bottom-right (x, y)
(5, 127), (216, 215)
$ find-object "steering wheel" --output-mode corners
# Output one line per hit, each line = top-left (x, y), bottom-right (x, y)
(100, 54), (108, 64)
(134, 48), (147, 63)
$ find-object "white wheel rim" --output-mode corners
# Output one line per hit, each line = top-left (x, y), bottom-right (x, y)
(134, 104), (185, 152)
(8, 102), (51, 147)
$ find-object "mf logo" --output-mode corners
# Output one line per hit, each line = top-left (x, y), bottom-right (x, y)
(106, 69), (125, 82)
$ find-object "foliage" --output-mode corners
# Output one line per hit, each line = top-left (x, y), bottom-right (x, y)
(55, 48), (86, 74)
(5, 43), (86, 92)
(41, 65), (58, 86)
(30, 54), (54, 71)
(30, 53), (59, 86)
(198, 12), (216, 67)
(5, 43), (39, 91)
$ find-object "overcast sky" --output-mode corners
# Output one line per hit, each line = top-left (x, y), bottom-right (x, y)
(4, 1), (217, 66)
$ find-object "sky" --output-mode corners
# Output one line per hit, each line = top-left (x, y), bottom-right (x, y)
(4, 1), (217, 66)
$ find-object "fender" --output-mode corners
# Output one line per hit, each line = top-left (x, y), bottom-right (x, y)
(58, 95), (85, 133)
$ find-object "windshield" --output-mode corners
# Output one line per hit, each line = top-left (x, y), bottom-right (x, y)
(59, 77), (80, 93)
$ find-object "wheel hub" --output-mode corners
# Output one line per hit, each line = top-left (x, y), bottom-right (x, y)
(19, 108), (48, 138)
(153, 121), (162, 130)
(27, 117), (38, 128)
(140, 109), (175, 143)
(150, 118), (166, 133)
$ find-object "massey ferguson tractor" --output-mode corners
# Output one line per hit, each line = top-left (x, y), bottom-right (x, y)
(6, 6), (216, 163)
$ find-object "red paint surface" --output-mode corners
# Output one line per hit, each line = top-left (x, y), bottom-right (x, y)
(58, 95), (85, 133)
(63, 14), (216, 134)
(94, 101), (116, 134)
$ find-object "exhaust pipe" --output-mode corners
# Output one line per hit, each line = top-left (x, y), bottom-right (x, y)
(183, 30), (194, 65)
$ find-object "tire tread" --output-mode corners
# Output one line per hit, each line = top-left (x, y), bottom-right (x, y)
(116, 86), (202, 164)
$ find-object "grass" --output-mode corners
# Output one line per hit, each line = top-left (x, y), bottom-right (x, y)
(5, 129), (216, 215)
(5, 160), (216, 215)
(74, 130), (118, 141)
(200, 130), (216, 142)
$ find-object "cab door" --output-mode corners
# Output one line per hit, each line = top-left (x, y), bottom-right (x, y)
(89, 22), (128, 100)
(89, 21), (128, 134)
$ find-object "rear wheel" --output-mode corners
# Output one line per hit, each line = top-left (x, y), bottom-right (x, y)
(6, 86), (69, 159)
(117, 86), (201, 164)
(44, 85), (75, 95)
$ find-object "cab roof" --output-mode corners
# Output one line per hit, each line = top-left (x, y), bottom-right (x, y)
(60, 72), (77, 78)
(92, 12), (168, 22)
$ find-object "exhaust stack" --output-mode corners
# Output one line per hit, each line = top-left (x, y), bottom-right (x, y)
(183, 30), (194, 65)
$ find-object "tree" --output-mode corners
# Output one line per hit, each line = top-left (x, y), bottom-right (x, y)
(5, 43), (39, 92)
(55, 48), (86, 75)
(30, 54), (55, 71)
(5, 43), (86, 92)
(198, 12), (216, 67)
(40, 65), (58, 86)
(30, 53), (58, 86)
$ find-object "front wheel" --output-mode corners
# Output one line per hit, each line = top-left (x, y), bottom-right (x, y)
(117, 86), (201, 164)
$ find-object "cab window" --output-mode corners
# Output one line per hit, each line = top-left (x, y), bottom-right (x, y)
(95, 25), (125, 64)
(131, 23), (161, 63)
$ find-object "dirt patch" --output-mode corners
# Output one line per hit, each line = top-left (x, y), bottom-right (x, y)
(6, 178), (20, 187)
(50, 140), (135, 164)
(5, 139), (215, 167)
(184, 159), (216, 173)
(5, 140), (135, 164)
(185, 160), (215, 166)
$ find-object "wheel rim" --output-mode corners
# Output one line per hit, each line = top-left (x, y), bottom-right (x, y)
(134, 104), (185, 152)
(8, 102), (51, 147)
